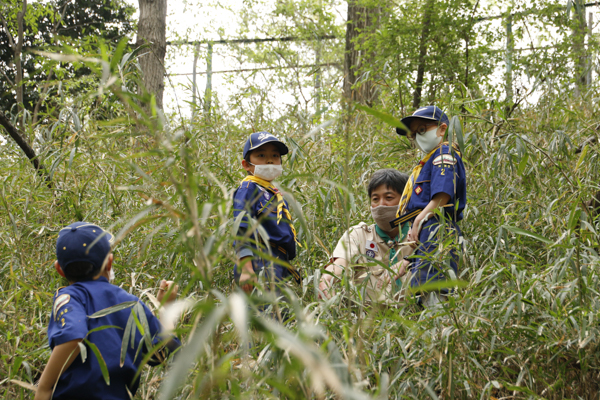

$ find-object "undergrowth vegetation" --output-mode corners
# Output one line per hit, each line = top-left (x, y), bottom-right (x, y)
(1, 48), (600, 400)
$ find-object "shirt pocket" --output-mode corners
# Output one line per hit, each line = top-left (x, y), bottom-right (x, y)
(257, 197), (277, 216)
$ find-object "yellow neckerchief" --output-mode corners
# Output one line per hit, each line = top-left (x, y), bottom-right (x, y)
(242, 175), (300, 246)
(396, 142), (461, 217)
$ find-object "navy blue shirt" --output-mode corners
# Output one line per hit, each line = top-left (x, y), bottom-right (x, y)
(47, 277), (180, 400)
(233, 180), (296, 260)
(405, 144), (467, 221)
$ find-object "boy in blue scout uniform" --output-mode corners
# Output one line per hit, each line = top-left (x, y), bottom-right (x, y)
(233, 131), (301, 294)
(391, 106), (467, 304)
(35, 222), (181, 400)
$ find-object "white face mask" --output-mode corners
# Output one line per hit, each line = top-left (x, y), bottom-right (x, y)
(415, 127), (442, 153)
(109, 268), (115, 283)
(250, 163), (283, 181)
(371, 205), (399, 233)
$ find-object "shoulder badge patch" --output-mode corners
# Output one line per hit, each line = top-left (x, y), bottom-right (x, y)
(53, 294), (71, 320)
(432, 154), (457, 166)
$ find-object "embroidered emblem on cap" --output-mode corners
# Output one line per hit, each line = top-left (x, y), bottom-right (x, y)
(415, 185), (423, 195)
(257, 132), (276, 141)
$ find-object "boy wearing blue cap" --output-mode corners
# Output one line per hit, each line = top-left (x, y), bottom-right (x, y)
(391, 106), (467, 306)
(35, 222), (181, 400)
(233, 131), (301, 294)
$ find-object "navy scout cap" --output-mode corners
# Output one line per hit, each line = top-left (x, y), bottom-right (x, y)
(396, 105), (449, 136)
(243, 131), (289, 159)
(56, 222), (114, 274)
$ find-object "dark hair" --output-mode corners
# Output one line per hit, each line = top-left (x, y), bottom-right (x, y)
(62, 261), (101, 282)
(368, 169), (409, 197)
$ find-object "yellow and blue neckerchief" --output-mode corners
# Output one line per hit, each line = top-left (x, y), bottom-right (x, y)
(241, 175), (300, 247)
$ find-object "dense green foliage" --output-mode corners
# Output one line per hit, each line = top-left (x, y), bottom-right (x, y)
(2, 39), (600, 399)
(2, 0), (600, 399)
(0, 0), (134, 113)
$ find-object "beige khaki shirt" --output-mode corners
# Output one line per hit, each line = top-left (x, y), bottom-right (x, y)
(332, 222), (412, 302)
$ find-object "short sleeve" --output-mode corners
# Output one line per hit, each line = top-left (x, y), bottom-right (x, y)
(430, 151), (462, 201)
(47, 290), (89, 348)
(233, 183), (265, 231)
(332, 226), (363, 263)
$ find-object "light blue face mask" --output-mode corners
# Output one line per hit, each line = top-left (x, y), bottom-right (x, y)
(416, 127), (442, 153)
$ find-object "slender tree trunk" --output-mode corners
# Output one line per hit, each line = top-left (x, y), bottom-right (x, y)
(136, 0), (167, 110)
(412, 0), (435, 109)
(0, 112), (51, 187)
(344, 0), (380, 105)
(572, 0), (587, 97)
(16, 1), (26, 111)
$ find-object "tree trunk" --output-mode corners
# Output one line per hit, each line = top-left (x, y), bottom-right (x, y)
(136, 0), (167, 110)
(572, 0), (588, 97)
(15, 0), (26, 117)
(0, 111), (52, 187)
(412, 0), (435, 109)
(343, 0), (380, 105)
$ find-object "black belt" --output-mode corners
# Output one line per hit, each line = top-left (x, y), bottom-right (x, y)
(390, 209), (422, 228)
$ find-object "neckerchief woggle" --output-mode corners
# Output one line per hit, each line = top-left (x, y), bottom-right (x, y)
(375, 223), (409, 293)
(241, 175), (300, 247)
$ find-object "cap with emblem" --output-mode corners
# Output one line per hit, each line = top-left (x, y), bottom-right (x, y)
(56, 222), (114, 276)
(243, 131), (289, 158)
(396, 105), (449, 136)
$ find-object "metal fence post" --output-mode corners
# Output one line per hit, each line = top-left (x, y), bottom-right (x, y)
(588, 11), (594, 86)
(204, 42), (213, 115)
(505, 10), (514, 104)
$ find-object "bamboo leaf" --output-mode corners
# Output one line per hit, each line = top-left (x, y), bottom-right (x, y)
(121, 312), (135, 367)
(501, 225), (552, 244)
(159, 305), (228, 400)
(354, 104), (408, 132)
(89, 301), (137, 318)
(576, 144), (588, 171)
(448, 116), (465, 155)
(84, 340), (110, 385)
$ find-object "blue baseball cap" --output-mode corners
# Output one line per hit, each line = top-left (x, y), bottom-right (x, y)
(56, 222), (114, 274)
(243, 131), (289, 159)
(396, 106), (449, 136)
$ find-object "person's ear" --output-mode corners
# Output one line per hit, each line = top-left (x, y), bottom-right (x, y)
(438, 123), (448, 137)
(242, 159), (254, 174)
(105, 253), (113, 273)
(55, 261), (66, 277)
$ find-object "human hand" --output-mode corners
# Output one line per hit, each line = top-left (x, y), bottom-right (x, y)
(318, 278), (333, 300)
(407, 219), (423, 247)
(393, 259), (410, 281)
(239, 270), (257, 294)
(157, 280), (178, 304)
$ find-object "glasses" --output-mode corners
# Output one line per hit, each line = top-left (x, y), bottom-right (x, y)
(409, 123), (438, 139)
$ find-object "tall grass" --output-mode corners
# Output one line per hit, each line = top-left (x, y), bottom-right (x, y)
(1, 49), (599, 399)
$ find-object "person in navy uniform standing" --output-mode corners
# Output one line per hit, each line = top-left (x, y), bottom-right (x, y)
(390, 106), (467, 306)
(233, 131), (301, 295)
(35, 222), (181, 400)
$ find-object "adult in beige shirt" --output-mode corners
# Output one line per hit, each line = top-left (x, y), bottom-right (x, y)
(319, 169), (412, 302)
